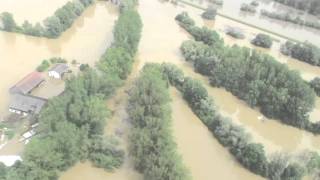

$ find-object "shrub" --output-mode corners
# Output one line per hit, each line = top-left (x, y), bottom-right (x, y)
(240, 3), (256, 13)
(251, 33), (273, 48)
(36, 60), (50, 72)
(201, 7), (217, 20)
(310, 77), (320, 96)
(79, 64), (90, 71)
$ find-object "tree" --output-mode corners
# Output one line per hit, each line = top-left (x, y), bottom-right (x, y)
(251, 33), (273, 48)
(281, 163), (305, 180)
(310, 77), (320, 96)
(44, 16), (63, 38)
(1, 12), (17, 31)
(202, 7), (217, 20)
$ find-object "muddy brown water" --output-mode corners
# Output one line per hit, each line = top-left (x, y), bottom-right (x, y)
(1, 0), (320, 179)
(0, 0), (72, 24)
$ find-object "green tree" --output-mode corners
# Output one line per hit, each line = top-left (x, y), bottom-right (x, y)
(1, 12), (17, 31)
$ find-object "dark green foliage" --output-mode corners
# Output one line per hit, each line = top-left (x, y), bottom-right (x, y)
(281, 41), (320, 66)
(0, 163), (7, 179)
(128, 64), (191, 180)
(281, 163), (305, 180)
(251, 33), (273, 48)
(201, 7), (217, 20)
(0, 12), (17, 32)
(175, 12), (195, 29)
(80, 64), (90, 71)
(88, 135), (124, 171)
(240, 3), (257, 13)
(113, 9), (142, 56)
(310, 77), (320, 96)
(119, 0), (138, 13)
(36, 60), (50, 72)
(22, 21), (44, 36)
(273, 0), (320, 16)
(49, 57), (67, 64)
(98, 47), (133, 79)
(43, 16), (63, 38)
(177, 15), (316, 133)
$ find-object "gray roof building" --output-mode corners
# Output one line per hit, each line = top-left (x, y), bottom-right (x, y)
(49, 64), (69, 75)
(9, 94), (47, 114)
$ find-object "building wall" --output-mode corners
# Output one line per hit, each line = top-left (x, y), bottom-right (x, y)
(48, 71), (61, 79)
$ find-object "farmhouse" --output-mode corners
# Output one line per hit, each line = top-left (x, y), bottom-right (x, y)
(9, 94), (47, 116)
(48, 64), (69, 79)
(9, 72), (45, 94)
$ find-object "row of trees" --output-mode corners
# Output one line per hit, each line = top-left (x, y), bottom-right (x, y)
(0, 0), (143, 179)
(176, 12), (319, 134)
(261, 10), (320, 30)
(273, 0), (320, 16)
(162, 63), (320, 180)
(281, 41), (320, 67)
(128, 64), (191, 180)
(0, 0), (93, 38)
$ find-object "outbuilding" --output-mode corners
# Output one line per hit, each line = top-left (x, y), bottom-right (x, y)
(9, 94), (47, 116)
(48, 64), (69, 79)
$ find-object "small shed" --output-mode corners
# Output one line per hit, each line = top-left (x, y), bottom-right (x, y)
(9, 94), (47, 116)
(10, 72), (45, 94)
(48, 64), (69, 79)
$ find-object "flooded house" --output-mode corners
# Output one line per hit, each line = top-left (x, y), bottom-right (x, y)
(9, 72), (45, 94)
(48, 63), (69, 79)
(9, 94), (47, 116)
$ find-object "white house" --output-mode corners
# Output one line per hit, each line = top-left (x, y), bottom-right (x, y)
(48, 64), (69, 79)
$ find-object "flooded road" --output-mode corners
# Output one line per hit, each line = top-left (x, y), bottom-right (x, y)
(193, 0), (320, 46)
(0, 0), (71, 24)
(0, 2), (118, 116)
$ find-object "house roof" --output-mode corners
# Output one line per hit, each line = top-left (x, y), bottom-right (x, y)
(49, 64), (69, 75)
(9, 94), (47, 114)
(10, 72), (45, 94)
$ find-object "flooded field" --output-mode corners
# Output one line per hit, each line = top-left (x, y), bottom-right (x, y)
(0, 0), (71, 24)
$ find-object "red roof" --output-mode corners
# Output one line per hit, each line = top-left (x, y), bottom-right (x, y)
(10, 72), (45, 94)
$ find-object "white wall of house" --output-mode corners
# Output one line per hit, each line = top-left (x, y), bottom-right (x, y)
(48, 71), (61, 79)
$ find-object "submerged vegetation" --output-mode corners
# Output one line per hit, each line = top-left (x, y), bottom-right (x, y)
(261, 10), (320, 30)
(273, 0), (320, 16)
(128, 64), (191, 180)
(176, 12), (319, 134)
(162, 63), (320, 180)
(0, 0), (94, 38)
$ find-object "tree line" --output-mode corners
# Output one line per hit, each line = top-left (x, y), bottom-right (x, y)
(162, 63), (320, 180)
(0, 0), (94, 38)
(273, 0), (320, 16)
(0, 0), (143, 179)
(128, 64), (191, 180)
(175, 12), (320, 134)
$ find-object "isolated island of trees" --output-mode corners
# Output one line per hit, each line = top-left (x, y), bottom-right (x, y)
(175, 12), (320, 134)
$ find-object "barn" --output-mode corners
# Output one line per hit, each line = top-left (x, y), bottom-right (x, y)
(48, 64), (69, 79)
(9, 72), (45, 94)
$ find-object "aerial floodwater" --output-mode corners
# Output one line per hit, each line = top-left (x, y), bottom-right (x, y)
(0, 0), (320, 179)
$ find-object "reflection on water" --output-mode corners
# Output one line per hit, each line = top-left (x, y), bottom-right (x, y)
(0, 0), (71, 24)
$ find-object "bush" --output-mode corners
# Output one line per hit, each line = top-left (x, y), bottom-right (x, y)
(79, 64), (90, 71)
(201, 7), (217, 20)
(240, 3), (256, 13)
(251, 33), (273, 48)
(281, 41), (320, 66)
(50, 57), (67, 64)
(36, 60), (50, 72)
(310, 77), (320, 96)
